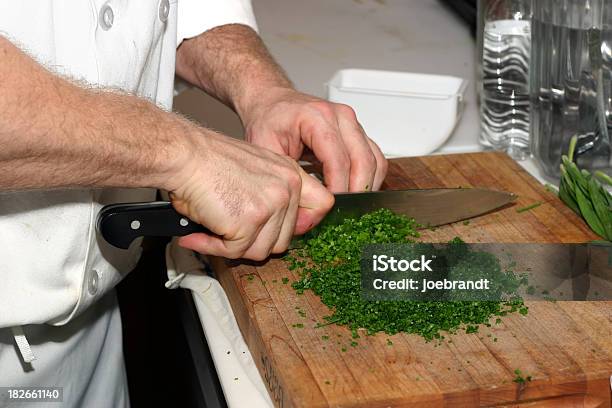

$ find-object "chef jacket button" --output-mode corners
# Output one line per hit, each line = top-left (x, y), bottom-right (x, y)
(158, 0), (170, 23)
(88, 269), (100, 296)
(99, 3), (114, 31)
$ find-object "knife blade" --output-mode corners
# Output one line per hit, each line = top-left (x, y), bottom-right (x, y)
(97, 188), (516, 250)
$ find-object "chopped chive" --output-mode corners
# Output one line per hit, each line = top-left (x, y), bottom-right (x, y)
(516, 202), (542, 213)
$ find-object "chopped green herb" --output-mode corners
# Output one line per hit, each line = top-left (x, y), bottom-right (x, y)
(292, 323), (304, 329)
(462, 220), (470, 226)
(516, 202), (542, 213)
(322, 335), (329, 340)
(386, 339), (393, 346)
(512, 369), (532, 384)
(350, 341), (358, 347)
(246, 274), (254, 281)
(286, 208), (527, 341)
(282, 277), (289, 284)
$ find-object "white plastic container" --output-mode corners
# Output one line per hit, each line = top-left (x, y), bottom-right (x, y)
(326, 69), (468, 157)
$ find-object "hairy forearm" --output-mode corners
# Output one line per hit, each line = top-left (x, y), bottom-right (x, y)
(175, 24), (292, 121)
(0, 36), (197, 192)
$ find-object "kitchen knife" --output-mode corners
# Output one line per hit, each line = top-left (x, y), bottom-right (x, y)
(97, 188), (516, 250)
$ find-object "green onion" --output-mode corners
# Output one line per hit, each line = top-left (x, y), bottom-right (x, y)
(557, 136), (612, 241)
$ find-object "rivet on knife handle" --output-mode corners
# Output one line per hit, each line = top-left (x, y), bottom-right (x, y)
(96, 201), (207, 249)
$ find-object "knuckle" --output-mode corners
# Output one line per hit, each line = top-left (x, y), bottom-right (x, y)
(248, 201), (272, 224)
(336, 103), (357, 120)
(271, 186), (291, 208)
(309, 100), (335, 118)
(286, 169), (302, 193)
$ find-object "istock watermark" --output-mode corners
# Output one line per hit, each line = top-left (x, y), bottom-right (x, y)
(370, 253), (491, 292)
(361, 242), (612, 301)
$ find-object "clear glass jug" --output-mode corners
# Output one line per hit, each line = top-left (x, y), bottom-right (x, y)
(531, 0), (612, 178)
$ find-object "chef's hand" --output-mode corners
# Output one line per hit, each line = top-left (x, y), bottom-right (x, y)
(242, 87), (388, 193)
(170, 130), (334, 260)
(175, 25), (387, 193)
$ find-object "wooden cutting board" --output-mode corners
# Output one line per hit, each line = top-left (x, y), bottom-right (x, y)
(210, 152), (612, 407)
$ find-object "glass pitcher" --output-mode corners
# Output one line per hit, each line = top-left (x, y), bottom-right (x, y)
(530, 0), (612, 178)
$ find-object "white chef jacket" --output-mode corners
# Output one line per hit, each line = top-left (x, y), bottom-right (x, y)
(0, 1), (256, 407)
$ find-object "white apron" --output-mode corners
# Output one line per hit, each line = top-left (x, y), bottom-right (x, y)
(0, 1), (256, 407)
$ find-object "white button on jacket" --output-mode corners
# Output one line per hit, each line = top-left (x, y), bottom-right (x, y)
(0, 1), (257, 407)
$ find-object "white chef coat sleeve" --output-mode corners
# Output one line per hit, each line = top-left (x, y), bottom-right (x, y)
(177, 0), (258, 45)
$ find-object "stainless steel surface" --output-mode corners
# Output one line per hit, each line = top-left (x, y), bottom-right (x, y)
(325, 188), (516, 228)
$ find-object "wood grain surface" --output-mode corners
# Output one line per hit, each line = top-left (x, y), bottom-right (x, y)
(210, 152), (612, 407)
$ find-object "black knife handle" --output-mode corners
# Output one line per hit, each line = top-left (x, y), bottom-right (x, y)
(97, 201), (208, 249)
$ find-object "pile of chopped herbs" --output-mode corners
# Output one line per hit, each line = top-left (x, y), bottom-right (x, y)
(555, 135), (612, 241)
(286, 209), (526, 341)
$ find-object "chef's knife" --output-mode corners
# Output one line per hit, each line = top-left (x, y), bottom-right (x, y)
(97, 188), (516, 250)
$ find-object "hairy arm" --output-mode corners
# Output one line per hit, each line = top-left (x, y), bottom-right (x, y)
(175, 24), (291, 121)
(0, 35), (190, 192)
(0, 35), (333, 258)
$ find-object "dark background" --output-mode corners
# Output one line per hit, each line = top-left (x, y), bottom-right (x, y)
(116, 237), (206, 408)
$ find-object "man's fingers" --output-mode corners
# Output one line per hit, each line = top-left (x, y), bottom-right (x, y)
(301, 116), (350, 192)
(336, 108), (377, 192)
(365, 135), (388, 190)
(243, 204), (288, 260)
(294, 167), (334, 235)
(177, 215), (265, 259)
(272, 177), (300, 253)
(177, 233), (252, 259)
